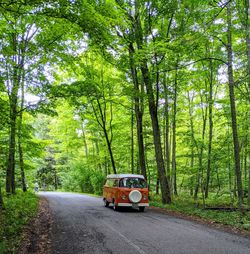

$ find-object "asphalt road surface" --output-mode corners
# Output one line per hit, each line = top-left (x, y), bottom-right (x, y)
(40, 192), (250, 254)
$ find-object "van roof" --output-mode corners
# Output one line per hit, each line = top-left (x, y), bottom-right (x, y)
(106, 174), (145, 179)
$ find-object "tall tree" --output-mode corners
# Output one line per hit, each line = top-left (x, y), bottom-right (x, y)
(128, 43), (147, 179)
(134, 0), (171, 203)
(205, 59), (214, 198)
(226, 2), (243, 206)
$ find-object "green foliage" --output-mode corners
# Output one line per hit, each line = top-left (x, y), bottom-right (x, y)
(0, 191), (39, 253)
(61, 159), (105, 195)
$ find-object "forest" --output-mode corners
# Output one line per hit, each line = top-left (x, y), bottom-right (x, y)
(0, 0), (249, 215)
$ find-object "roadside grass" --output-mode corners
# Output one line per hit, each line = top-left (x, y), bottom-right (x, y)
(150, 193), (250, 231)
(0, 191), (39, 253)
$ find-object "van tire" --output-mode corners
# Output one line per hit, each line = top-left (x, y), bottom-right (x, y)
(139, 207), (145, 212)
(113, 200), (119, 211)
(104, 199), (109, 207)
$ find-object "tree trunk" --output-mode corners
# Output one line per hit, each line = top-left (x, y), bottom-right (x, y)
(18, 72), (27, 192)
(172, 65), (178, 195)
(92, 99), (117, 174)
(131, 105), (135, 174)
(133, 0), (171, 203)
(156, 178), (160, 195)
(129, 43), (147, 179)
(245, 0), (250, 91)
(141, 61), (171, 204)
(199, 91), (208, 206)
(80, 121), (88, 157)
(103, 126), (116, 174)
(172, 67), (178, 195)
(190, 145), (195, 196)
(6, 89), (18, 194)
(227, 3), (243, 206)
(18, 139), (27, 192)
(163, 79), (171, 182)
(0, 185), (4, 210)
(248, 164), (250, 206)
(187, 92), (199, 200)
(205, 60), (213, 198)
(6, 30), (25, 194)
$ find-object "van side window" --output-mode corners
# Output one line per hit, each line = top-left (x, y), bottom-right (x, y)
(105, 179), (114, 187)
(113, 180), (118, 187)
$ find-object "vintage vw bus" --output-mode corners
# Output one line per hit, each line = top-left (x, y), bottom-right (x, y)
(103, 174), (149, 212)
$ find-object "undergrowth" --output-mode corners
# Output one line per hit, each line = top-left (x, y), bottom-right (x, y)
(150, 193), (250, 231)
(0, 191), (39, 254)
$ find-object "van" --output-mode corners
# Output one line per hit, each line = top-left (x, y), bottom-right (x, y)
(103, 174), (149, 212)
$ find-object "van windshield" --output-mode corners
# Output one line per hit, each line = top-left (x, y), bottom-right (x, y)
(119, 178), (147, 188)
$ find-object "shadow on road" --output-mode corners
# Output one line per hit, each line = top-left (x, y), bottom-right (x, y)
(106, 206), (144, 213)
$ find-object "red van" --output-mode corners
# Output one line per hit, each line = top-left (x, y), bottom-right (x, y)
(103, 174), (149, 212)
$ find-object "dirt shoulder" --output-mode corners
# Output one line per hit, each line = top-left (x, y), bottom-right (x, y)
(17, 196), (52, 254)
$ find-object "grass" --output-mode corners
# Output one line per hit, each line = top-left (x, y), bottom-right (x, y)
(0, 191), (39, 254)
(150, 193), (250, 231)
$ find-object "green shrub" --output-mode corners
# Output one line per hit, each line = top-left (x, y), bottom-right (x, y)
(90, 171), (105, 195)
(61, 159), (106, 195)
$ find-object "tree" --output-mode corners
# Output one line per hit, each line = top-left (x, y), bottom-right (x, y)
(226, 2), (243, 206)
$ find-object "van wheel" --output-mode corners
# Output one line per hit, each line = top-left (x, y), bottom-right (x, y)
(104, 199), (109, 207)
(139, 207), (145, 212)
(113, 201), (119, 211)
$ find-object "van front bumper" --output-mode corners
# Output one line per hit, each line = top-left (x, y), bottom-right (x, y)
(117, 203), (149, 207)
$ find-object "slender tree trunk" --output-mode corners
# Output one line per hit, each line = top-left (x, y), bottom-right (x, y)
(227, 3), (243, 206)
(6, 87), (18, 194)
(163, 76), (171, 182)
(205, 60), (213, 198)
(133, 0), (171, 203)
(190, 146), (195, 196)
(228, 144), (234, 205)
(18, 139), (26, 192)
(6, 29), (25, 194)
(172, 67), (178, 195)
(156, 178), (160, 195)
(0, 184), (4, 210)
(80, 121), (88, 157)
(131, 105), (135, 174)
(141, 62), (171, 204)
(200, 92), (208, 206)
(95, 139), (102, 171)
(92, 99), (117, 174)
(216, 167), (221, 193)
(248, 163), (250, 206)
(243, 0), (250, 207)
(103, 127), (116, 174)
(18, 71), (27, 192)
(129, 43), (147, 179)
(187, 92), (199, 199)
(245, 0), (250, 91)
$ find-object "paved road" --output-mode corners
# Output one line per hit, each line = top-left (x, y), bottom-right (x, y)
(40, 192), (250, 254)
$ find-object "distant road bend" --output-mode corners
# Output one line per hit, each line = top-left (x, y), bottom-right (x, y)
(40, 192), (250, 254)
